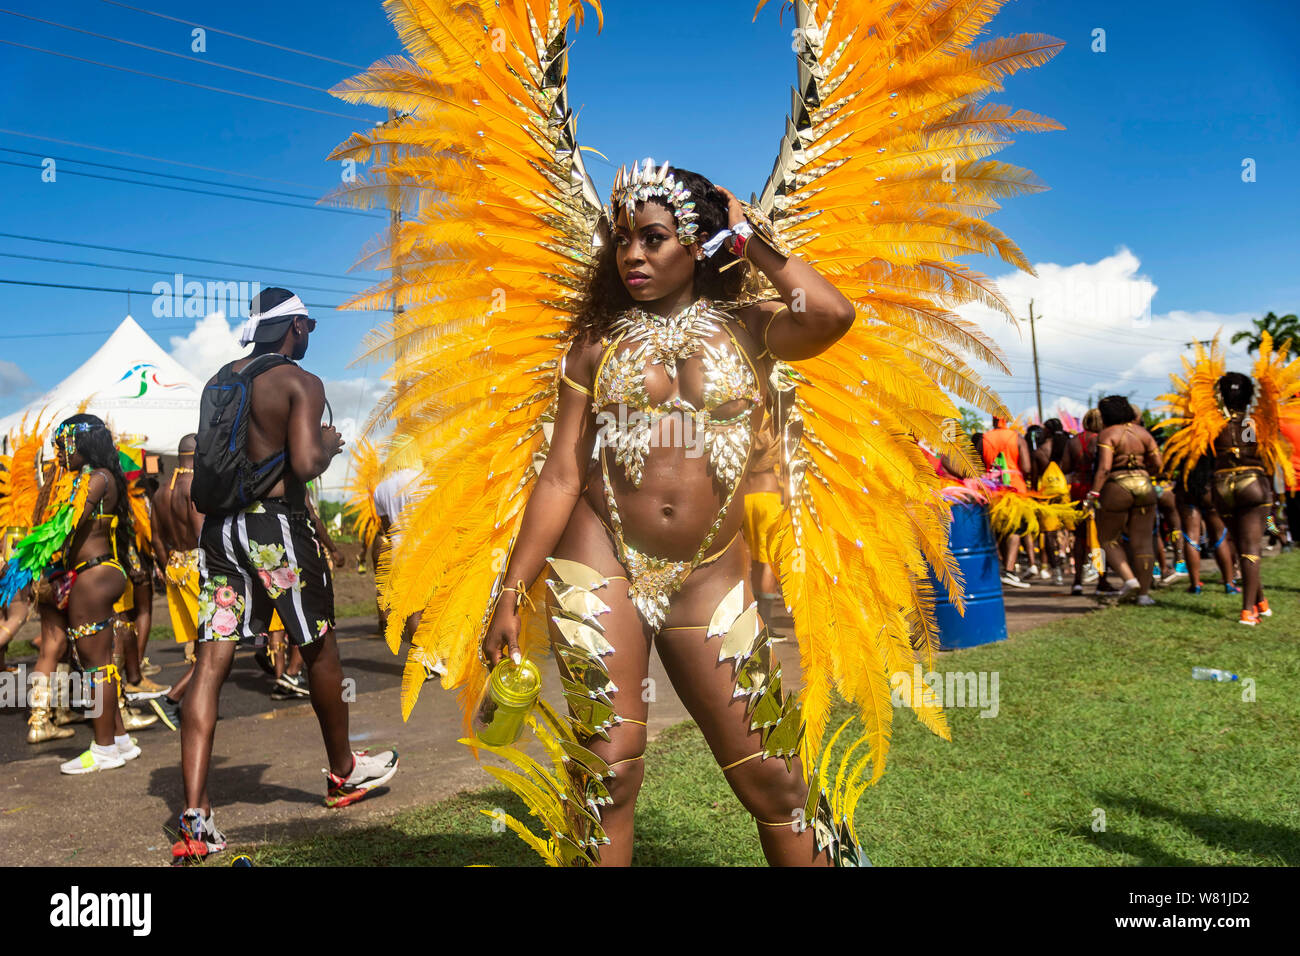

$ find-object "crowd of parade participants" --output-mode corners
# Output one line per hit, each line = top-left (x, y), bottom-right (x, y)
(946, 378), (1299, 627)
(0, 317), (1295, 863)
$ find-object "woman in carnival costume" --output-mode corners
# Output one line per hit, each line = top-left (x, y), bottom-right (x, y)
(1161, 335), (1300, 625)
(0, 415), (143, 771)
(329, 0), (1060, 865)
(1085, 396), (1163, 604)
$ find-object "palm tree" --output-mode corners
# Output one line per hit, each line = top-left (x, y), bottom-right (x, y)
(1231, 311), (1300, 354)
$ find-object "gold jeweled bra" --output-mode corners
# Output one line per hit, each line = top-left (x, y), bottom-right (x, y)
(590, 300), (762, 628)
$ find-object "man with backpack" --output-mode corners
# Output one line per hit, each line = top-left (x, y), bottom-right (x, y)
(172, 288), (398, 863)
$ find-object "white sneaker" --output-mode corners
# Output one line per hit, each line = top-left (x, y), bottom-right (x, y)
(60, 744), (126, 775)
(1039, 568), (1052, 580)
(1082, 567), (1099, 585)
(1028, 565), (1039, 578)
(1001, 571), (1031, 590)
(171, 808), (228, 863)
(118, 738), (142, 761)
(324, 749), (399, 808)
(1117, 579), (1140, 602)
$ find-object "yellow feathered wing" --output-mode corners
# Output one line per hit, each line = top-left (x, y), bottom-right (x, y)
(1250, 332), (1300, 486)
(343, 439), (384, 562)
(1, 411), (57, 531)
(753, 0), (1063, 779)
(328, 0), (605, 722)
(1157, 336), (1227, 479)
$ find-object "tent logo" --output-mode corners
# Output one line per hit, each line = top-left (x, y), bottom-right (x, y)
(118, 363), (185, 399)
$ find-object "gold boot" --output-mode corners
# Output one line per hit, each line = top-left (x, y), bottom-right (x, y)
(140, 656), (162, 677)
(121, 705), (159, 731)
(113, 659), (160, 731)
(27, 676), (75, 743)
(52, 662), (85, 726)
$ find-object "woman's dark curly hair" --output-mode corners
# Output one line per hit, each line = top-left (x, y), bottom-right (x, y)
(570, 167), (752, 341)
(57, 413), (135, 562)
(1098, 395), (1138, 427)
(1217, 372), (1254, 413)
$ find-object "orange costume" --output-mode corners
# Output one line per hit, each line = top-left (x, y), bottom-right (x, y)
(981, 427), (1029, 493)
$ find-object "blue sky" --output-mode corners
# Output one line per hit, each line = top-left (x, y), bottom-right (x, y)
(1, 0), (1297, 427)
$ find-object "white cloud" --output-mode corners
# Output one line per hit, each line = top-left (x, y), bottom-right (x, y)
(0, 359), (34, 397)
(958, 249), (1256, 417)
(318, 376), (391, 500)
(168, 313), (249, 382)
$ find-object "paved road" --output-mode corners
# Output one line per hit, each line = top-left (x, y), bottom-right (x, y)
(0, 576), (1092, 866)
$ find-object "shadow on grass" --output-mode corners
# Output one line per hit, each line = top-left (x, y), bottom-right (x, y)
(1061, 823), (1196, 866)
(1072, 793), (1300, 865)
(1157, 602), (1234, 621)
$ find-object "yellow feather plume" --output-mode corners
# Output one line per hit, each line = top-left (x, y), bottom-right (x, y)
(330, 0), (604, 719)
(1157, 336), (1227, 479)
(755, 0), (1061, 779)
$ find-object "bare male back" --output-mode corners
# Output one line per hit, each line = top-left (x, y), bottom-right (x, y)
(219, 357), (336, 500)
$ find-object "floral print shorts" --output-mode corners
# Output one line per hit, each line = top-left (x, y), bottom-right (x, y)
(197, 498), (335, 647)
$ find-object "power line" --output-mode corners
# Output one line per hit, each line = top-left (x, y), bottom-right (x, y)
(0, 128), (321, 190)
(0, 277), (374, 312)
(0, 9), (332, 94)
(0, 323), (195, 340)
(0, 252), (357, 296)
(0, 232), (371, 283)
(96, 0), (367, 70)
(0, 39), (369, 122)
(2, 147), (324, 202)
(0, 159), (382, 219)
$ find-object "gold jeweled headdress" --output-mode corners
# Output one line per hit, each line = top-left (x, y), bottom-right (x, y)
(609, 158), (699, 245)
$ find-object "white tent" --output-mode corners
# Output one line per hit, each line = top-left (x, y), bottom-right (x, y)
(0, 316), (204, 454)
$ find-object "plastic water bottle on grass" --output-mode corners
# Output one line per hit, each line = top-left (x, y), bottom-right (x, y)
(1192, 667), (1238, 682)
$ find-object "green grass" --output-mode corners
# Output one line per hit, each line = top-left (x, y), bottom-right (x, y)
(218, 553), (1300, 865)
(336, 600), (379, 620)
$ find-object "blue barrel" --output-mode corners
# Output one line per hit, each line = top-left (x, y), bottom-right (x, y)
(927, 501), (1007, 649)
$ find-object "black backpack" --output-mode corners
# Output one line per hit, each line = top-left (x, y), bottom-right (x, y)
(193, 354), (294, 516)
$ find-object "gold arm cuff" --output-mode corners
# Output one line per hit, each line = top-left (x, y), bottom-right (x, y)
(560, 373), (592, 398)
(760, 306), (790, 361)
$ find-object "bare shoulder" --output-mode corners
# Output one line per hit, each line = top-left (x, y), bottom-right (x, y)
(265, 361), (323, 397)
(565, 334), (605, 383)
(88, 468), (114, 503)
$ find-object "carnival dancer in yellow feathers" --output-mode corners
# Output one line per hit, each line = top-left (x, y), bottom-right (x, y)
(331, 0), (1061, 865)
(1162, 334), (1300, 625)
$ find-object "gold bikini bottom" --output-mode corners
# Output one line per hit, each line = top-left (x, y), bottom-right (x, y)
(1108, 470), (1156, 508)
(1213, 466), (1269, 512)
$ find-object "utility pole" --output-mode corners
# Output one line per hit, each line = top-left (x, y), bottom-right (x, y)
(1028, 299), (1043, 423)
(388, 108), (403, 327)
